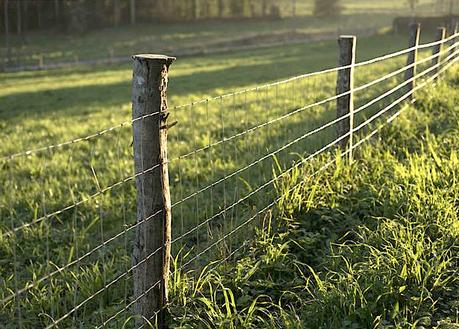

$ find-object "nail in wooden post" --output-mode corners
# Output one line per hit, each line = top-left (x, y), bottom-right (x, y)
(432, 27), (447, 78)
(132, 54), (175, 328)
(336, 35), (356, 162)
(405, 23), (420, 100)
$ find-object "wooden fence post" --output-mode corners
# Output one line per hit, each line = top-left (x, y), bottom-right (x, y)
(336, 35), (356, 162)
(38, 54), (44, 69)
(132, 54), (175, 328)
(405, 23), (421, 100)
(447, 22), (457, 59)
(109, 48), (114, 64)
(432, 27), (446, 78)
(452, 23), (459, 60)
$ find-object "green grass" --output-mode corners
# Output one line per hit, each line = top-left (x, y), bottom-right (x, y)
(0, 0), (442, 68)
(166, 68), (459, 329)
(0, 30), (456, 328)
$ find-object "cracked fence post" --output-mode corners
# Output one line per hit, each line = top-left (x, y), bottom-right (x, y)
(432, 27), (446, 79)
(405, 23), (421, 101)
(336, 35), (356, 162)
(132, 54), (175, 328)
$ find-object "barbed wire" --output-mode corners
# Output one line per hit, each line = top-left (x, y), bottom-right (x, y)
(174, 41), (457, 163)
(6, 40), (457, 238)
(1, 31), (457, 163)
(174, 52), (458, 268)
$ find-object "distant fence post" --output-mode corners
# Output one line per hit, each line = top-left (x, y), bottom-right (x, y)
(447, 22), (457, 56)
(432, 27), (446, 78)
(109, 48), (114, 64)
(38, 54), (44, 69)
(452, 23), (459, 59)
(405, 23), (421, 100)
(336, 35), (356, 162)
(132, 54), (175, 328)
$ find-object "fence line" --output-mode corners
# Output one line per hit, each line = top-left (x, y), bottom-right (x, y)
(4, 28), (458, 284)
(1, 32), (458, 163)
(173, 41), (455, 163)
(174, 47), (459, 267)
(144, 49), (457, 329)
(6, 38), (457, 238)
(1, 24), (458, 329)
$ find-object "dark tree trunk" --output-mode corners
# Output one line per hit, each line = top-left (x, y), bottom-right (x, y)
(37, 0), (42, 29)
(218, 0), (224, 17)
(113, 0), (121, 26)
(54, 0), (59, 20)
(262, 0), (267, 17)
(191, 0), (197, 19)
(4, 0), (11, 65)
(16, 0), (21, 34)
(130, 0), (136, 24)
(205, 0), (210, 17)
(23, 0), (28, 30)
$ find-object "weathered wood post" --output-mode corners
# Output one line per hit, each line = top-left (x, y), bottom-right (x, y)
(336, 35), (356, 162)
(132, 54), (175, 328)
(432, 27), (446, 78)
(405, 23), (421, 100)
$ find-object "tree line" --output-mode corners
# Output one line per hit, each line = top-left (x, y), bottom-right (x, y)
(1, 0), (343, 34)
(1, 0), (456, 35)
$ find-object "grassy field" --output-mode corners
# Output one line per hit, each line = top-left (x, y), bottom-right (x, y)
(167, 71), (459, 328)
(0, 0), (442, 68)
(0, 28), (456, 328)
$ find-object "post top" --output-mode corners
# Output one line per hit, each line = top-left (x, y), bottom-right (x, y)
(132, 54), (176, 63)
(339, 35), (357, 40)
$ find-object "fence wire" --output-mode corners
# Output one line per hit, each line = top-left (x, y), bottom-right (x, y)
(0, 31), (458, 328)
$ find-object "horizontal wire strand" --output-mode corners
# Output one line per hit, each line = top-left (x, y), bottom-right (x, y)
(175, 49), (457, 269)
(173, 41), (457, 163)
(2, 32), (457, 162)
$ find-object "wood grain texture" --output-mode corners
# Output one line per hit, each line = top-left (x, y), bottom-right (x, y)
(336, 35), (356, 161)
(132, 54), (175, 328)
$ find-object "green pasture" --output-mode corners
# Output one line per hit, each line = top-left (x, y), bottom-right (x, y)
(0, 0), (443, 68)
(0, 29), (456, 328)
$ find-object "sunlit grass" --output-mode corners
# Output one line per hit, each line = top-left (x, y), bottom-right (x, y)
(0, 32), (454, 328)
(166, 68), (459, 329)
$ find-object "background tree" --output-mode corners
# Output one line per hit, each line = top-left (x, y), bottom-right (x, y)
(229, 0), (244, 18)
(407, 0), (420, 14)
(314, 0), (342, 17)
(130, 0), (136, 24)
(218, 0), (224, 17)
(4, 0), (10, 65)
